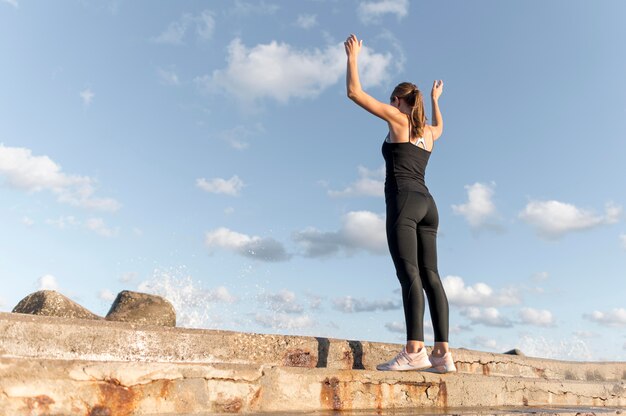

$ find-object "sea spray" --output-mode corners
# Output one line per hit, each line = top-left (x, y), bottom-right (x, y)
(517, 334), (593, 361)
(137, 267), (239, 329)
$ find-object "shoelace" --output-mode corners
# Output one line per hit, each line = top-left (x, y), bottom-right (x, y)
(394, 350), (410, 366)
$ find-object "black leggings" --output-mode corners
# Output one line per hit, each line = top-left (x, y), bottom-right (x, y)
(386, 191), (449, 342)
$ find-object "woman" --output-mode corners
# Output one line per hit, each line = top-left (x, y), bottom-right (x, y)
(344, 34), (455, 373)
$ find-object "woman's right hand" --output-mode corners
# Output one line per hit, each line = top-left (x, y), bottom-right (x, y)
(344, 34), (362, 58)
(431, 80), (444, 100)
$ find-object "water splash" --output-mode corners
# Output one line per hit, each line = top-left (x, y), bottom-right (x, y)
(516, 334), (592, 361)
(137, 267), (233, 329)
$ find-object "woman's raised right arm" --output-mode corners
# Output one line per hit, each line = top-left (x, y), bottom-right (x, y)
(345, 34), (401, 123)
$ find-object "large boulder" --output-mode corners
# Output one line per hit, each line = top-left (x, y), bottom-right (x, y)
(105, 290), (176, 327)
(12, 290), (101, 320)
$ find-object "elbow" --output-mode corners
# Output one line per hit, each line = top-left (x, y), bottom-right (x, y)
(346, 89), (361, 101)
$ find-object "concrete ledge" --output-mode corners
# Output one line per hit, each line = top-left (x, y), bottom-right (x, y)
(2, 312), (625, 414)
(3, 312), (626, 382)
(1, 356), (625, 415)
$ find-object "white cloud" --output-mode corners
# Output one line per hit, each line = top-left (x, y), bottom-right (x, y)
(385, 321), (405, 333)
(119, 272), (137, 283)
(532, 271), (549, 282)
(214, 124), (264, 150)
(157, 68), (180, 86)
(293, 210), (387, 257)
(207, 286), (238, 303)
(80, 88), (94, 106)
(153, 10), (215, 45)
(195, 10), (215, 41)
(154, 17), (187, 44)
(519, 307), (555, 327)
(197, 38), (392, 106)
(196, 175), (244, 196)
(99, 289), (116, 302)
(2, 0), (18, 8)
(0, 145), (120, 212)
(583, 308), (626, 327)
(258, 289), (303, 314)
(519, 200), (621, 239)
(295, 14), (317, 29)
(461, 307), (513, 327)
(305, 292), (323, 310)
(254, 312), (314, 329)
(45, 216), (118, 237)
(333, 295), (401, 313)
(572, 330), (597, 339)
(205, 227), (290, 262)
(229, 0), (279, 16)
(620, 234), (626, 250)
(358, 0), (409, 24)
(22, 216), (34, 226)
(85, 217), (118, 237)
(442, 275), (521, 307)
(38, 274), (58, 291)
(328, 165), (384, 198)
(471, 336), (500, 351)
(45, 216), (79, 229)
(452, 182), (500, 230)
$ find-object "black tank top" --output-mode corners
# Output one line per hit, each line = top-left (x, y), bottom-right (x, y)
(382, 138), (431, 196)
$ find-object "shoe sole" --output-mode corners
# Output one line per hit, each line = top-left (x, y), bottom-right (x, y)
(422, 365), (457, 374)
(376, 364), (432, 371)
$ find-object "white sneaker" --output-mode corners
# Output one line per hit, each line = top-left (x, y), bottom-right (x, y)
(425, 351), (457, 373)
(376, 347), (432, 371)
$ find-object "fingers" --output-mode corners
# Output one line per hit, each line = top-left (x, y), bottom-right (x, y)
(344, 34), (362, 55)
(345, 34), (361, 45)
(432, 80), (444, 89)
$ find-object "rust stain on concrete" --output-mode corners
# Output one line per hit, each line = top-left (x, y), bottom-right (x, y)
(320, 376), (343, 410)
(534, 367), (546, 378)
(89, 406), (111, 416)
(214, 393), (243, 413)
(89, 377), (137, 416)
(24, 395), (55, 414)
(158, 378), (172, 398)
(283, 348), (316, 368)
(249, 386), (262, 409)
(436, 380), (448, 407)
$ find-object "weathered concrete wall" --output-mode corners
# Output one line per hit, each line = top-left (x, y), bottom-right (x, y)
(3, 312), (625, 381)
(1, 312), (625, 415)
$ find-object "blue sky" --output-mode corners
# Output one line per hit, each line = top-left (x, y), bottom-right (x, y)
(1, 0), (625, 361)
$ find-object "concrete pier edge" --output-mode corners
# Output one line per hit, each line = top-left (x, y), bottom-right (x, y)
(1, 312), (624, 415)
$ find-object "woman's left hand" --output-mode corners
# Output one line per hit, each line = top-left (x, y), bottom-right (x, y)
(344, 34), (362, 58)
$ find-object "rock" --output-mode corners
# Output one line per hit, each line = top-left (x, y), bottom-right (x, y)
(12, 290), (101, 320)
(105, 290), (176, 327)
(503, 348), (525, 356)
